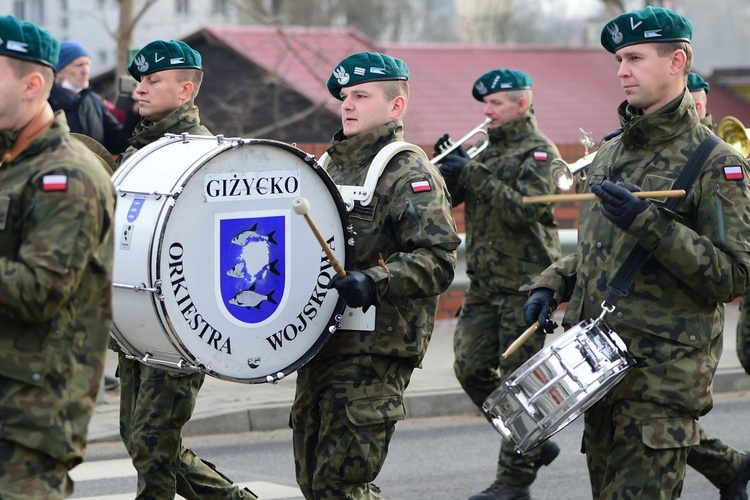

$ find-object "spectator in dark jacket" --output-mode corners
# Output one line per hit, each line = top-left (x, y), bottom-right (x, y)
(48, 40), (134, 155)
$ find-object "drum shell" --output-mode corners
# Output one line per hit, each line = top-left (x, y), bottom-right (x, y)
(110, 135), (352, 383)
(483, 318), (634, 454)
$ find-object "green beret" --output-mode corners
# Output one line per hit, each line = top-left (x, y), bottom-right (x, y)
(472, 68), (532, 101)
(128, 39), (202, 81)
(327, 51), (408, 100)
(0, 15), (59, 68)
(687, 72), (710, 94)
(601, 6), (693, 54)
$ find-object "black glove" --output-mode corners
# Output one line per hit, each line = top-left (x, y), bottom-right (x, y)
(591, 180), (648, 230)
(433, 134), (470, 159)
(324, 271), (381, 313)
(523, 288), (558, 334)
(438, 153), (471, 179)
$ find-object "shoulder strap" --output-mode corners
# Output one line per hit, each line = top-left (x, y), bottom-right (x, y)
(604, 134), (722, 307)
(322, 142), (429, 210)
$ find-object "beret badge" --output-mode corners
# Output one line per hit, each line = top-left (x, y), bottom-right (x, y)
(607, 23), (623, 45)
(133, 54), (149, 74)
(333, 66), (349, 86)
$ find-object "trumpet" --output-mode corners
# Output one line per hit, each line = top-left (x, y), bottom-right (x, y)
(550, 152), (597, 191)
(431, 118), (491, 164)
(718, 116), (750, 158)
(549, 128), (598, 190)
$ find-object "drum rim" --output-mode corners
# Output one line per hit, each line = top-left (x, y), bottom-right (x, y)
(142, 137), (354, 383)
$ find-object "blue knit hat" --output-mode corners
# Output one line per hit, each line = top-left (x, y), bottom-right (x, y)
(55, 40), (90, 72)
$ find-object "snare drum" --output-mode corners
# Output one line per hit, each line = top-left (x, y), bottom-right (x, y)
(483, 318), (634, 454)
(110, 134), (352, 383)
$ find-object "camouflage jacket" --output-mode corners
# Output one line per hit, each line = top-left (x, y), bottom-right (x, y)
(117, 100), (210, 165)
(523, 91), (750, 416)
(701, 112), (715, 132)
(320, 119), (460, 366)
(445, 106), (561, 297)
(0, 111), (115, 464)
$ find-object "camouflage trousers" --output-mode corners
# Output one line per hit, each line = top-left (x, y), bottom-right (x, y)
(687, 425), (744, 489)
(291, 354), (413, 499)
(0, 440), (72, 499)
(736, 294), (750, 374)
(0, 373), (88, 499)
(583, 399), (700, 499)
(118, 354), (256, 500)
(453, 289), (548, 487)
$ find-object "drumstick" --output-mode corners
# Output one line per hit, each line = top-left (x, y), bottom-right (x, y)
(502, 322), (540, 358)
(292, 197), (347, 278)
(522, 189), (686, 204)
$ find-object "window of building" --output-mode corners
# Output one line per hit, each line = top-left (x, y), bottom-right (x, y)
(212, 0), (226, 16)
(176, 0), (190, 15)
(13, 0), (45, 25)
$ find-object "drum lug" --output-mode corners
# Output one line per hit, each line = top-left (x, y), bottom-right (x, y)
(116, 187), (180, 200)
(127, 352), (203, 373)
(265, 372), (286, 384)
(113, 280), (163, 300)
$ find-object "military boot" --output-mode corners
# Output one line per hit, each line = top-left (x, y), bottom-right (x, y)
(721, 451), (750, 500)
(532, 440), (560, 474)
(468, 441), (560, 499)
(467, 481), (531, 500)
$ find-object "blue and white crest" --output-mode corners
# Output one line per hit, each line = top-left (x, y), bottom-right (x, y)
(218, 213), (288, 325)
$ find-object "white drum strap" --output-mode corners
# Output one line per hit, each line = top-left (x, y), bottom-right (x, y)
(319, 142), (429, 210)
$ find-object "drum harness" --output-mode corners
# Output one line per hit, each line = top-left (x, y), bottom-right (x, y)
(482, 135), (723, 454)
(593, 134), (721, 368)
(317, 141), (430, 331)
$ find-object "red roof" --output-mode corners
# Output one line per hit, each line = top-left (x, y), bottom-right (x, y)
(203, 26), (373, 116)
(200, 26), (750, 148)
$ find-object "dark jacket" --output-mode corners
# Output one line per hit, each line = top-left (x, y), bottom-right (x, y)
(49, 83), (131, 155)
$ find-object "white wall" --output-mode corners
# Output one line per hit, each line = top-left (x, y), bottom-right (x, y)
(1, 0), (238, 74)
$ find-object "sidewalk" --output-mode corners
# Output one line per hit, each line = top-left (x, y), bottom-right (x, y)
(87, 302), (750, 443)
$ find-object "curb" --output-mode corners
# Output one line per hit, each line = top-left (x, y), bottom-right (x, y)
(90, 370), (750, 444)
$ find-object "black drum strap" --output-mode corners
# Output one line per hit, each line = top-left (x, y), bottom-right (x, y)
(604, 134), (721, 307)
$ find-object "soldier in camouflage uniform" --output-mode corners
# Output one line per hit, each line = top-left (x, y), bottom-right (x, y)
(681, 70), (750, 499)
(0, 16), (115, 499)
(688, 72), (715, 132)
(290, 51), (460, 499)
(434, 68), (562, 500)
(522, 7), (750, 499)
(113, 40), (256, 500)
(723, 64), (750, 379)
(738, 298), (750, 375)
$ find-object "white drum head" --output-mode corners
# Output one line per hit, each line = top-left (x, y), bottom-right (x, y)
(113, 136), (351, 383)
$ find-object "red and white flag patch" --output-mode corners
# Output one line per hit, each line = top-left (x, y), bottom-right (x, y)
(411, 180), (432, 193)
(533, 151), (548, 162)
(42, 174), (68, 191)
(724, 165), (744, 181)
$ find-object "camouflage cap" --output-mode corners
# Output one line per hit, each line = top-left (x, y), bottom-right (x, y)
(472, 68), (532, 101)
(327, 51), (409, 100)
(0, 15), (59, 68)
(687, 72), (710, 94)
(601, 6), (693, 54)
(127, 39), (202, 81)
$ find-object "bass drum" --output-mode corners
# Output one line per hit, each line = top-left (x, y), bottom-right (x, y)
(110, 134), (352, 383)
(483, 318), (635, 454)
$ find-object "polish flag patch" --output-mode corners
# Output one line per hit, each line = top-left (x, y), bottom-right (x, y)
(42, 174), (68, 191)
(411, 180), (432, 193)
(724, 165), (744, 181)
(533, 151), (548, 162)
